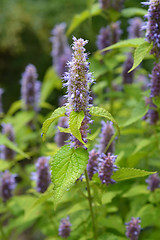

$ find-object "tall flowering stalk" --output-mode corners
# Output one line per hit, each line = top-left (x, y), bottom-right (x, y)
(128, 17), (143, 39)
(143, 0), (160, 57)
(50, 23), (72, 77)
(87, 149), (99, 180)
(0, 123), (15, 160)
(1, 171), (16, 202)
(64, 36), (93, 148)
(21, 64), (41, 112)
(125, 217), (141, 240)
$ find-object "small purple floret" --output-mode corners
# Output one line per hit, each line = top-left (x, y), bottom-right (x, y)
(1, 171), (16, 202)
(125, 217), (141, 240)
(87, 149), (99, 180)
(146, 173), (160, 191)
(58, 217), (71, 238)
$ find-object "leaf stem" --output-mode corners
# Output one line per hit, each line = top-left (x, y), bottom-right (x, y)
(85, 169), (97, 240)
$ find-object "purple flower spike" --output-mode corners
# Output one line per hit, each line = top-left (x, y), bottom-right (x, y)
(97, 22), (122, 54)
(64, 36), (94, 148)
(122, 53), (134, 84)
(87, 149), (99, 180)
(1, 171), (16, 202)
(150, 62), (160, 97)
(32, 157), (51, 193)
(21, 64), (41, 112)
(59, 217), (71, 238)
(98, 153), (118, 186)
(99, 0), (124, 11)
(55, 117), (70, 147)
(144, 0), (160, 57)
(128, 17), (144, 39)
(99, 121), (115, 154)
(0, 123), (15, 160)
(125, 217), (141, 240)
(146, 173), (160, 191)
(50, 23), (72, 77)
(0, 88), (4, 115)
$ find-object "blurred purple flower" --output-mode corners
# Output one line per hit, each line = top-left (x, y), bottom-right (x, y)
(122, 53), (134, 84)
(98, 153), (118, 186)
(59, 216), (71, 238)
(125, 217), (141, 240)
(99, 0), (124, 11)
(50, 23), (72, 77)
(1, 171), (16, 202)
(87, 149), (99, 180)
(150, 62), (160, 97)
(146, 173), (160, 191)
(128, 17), (144, 39)
(55, 117), (70, 147)
(21, 64), (41, 112)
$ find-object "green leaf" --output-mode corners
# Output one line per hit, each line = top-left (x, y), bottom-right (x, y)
(67, 4), (101, 35)
(0, 133), (29, 158)
(121, 100), (149, 127)
(122, 185), (148, 198)
(100, 38), (145, 53)
(41, 67), (62, 102)
(113, 168), (156, 182)
(42, 107), (66, 141)
(69, 111), (85, 145)
(89, 106), (120, 136)
(128, 42), (153, 72)
(121, 8), (147, 18)
(58, 126), (71, 133)
(7, 100), (22, 116)
(51, 145), (89, 207)
(0, 159), (10, 171)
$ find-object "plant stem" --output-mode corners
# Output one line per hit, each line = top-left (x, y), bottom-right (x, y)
(85, 170), (97, 240)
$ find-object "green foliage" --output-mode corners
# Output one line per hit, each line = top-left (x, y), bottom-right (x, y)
(51, 145), (89, 207)
(121, 7), (148, 17)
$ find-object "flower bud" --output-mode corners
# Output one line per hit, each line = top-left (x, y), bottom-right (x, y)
(125, 217), (141, 240)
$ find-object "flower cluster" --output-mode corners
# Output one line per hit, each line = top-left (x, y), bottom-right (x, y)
(0, 88), (4, 115)
(21, 64), (41, 111)
(122, 53), (134, 84)
(64, 36), (93, 148)
(144, 0), (160, 57)
(87, 149), (99, 180)
(50, 23), (72, 77)
(0, 123), (15, 160)
(128, 17), (143, 39)
(97, 22), (122, 54)
(146, 173), (160, 191)
(32, 157), (51, 193)
(54, 117), (70, 147)
(58, 217), (71, 238)
(125, 217), (141, 240)
(99, 0), (124, 11)
(98, 153), (118, 186)
(98, 121), (115, 154)
(1, 171), (16, 202)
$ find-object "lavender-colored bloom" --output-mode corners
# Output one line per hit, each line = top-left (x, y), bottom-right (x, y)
(50, 23), (72, 77)
(128, 17), (144, 39)
(99, 121), (115, 154)
(146, 173), (160, 191)
(87, 149), (99, 180)
(1, 171), (16, 202)
(21, 64), (41, 112)
(55, 117), (70, 147)
(98, 153), (118, 186)
(64, 36), (94, 148)
(122, 53), (134, 84)
(59, 217), (71, 238)
(97, 22), (122, 54)
(0, 88), (4, 115)
(0, 123), (15, 160)
(143, 0), (160, 57)
(150, 62), (160, 97)
(142, 98), (159, 125)
(125, 217), (141, 240)
(99, 0), (124, 11)
(32, 157), (51, 193)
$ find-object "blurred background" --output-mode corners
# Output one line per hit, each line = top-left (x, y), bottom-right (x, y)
(0, 0), (141, 111)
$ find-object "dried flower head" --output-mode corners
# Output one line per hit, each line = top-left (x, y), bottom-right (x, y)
(0, 123), (15, 160)
(55, 117), (70, 147)
(21, 64), (41, 111)
(59, 217), (71, 238)
(64, 36), (94, 148)
(1, 171), (16, 202)
(146, 173), (160, 191)
(128, 17), (144, 39)
(50, 23), (72, 76)
(87, 149), (99, 180)
(98, 153), (118, 186)
(97, 22), (122, 54)
(32, 157), (51, 193)
(143, 0), (160, 57)
(122, 53), (134, 84)
(0, 88), (4, 115)
(99, 121), (115, 154)
(125, 217), (141, 240)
